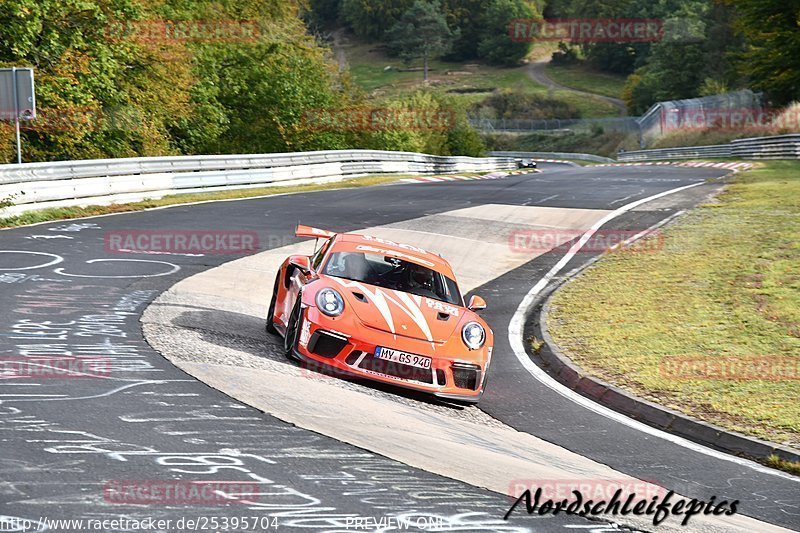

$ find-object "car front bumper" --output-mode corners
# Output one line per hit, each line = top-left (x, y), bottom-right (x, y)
(292, 307), (489, 402)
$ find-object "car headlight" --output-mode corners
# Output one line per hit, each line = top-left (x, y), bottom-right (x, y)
(316, 288), (344, 317)
(462, 321), (485, 350)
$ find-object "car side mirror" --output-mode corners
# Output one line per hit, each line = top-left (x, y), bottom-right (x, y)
(468, 295), (486, 311)
(289, 256), (312, 275)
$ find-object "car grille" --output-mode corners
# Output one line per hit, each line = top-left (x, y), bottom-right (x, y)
(451, 362), (481, 390)
(356, 353), (434, 384)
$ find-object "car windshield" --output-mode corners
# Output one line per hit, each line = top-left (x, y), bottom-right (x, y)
(322, 251), (462, 305)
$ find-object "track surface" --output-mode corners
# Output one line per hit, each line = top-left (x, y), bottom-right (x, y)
(1, 163), (797, 531)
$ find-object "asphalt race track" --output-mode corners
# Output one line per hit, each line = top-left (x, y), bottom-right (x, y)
(1, 162), (798, 532)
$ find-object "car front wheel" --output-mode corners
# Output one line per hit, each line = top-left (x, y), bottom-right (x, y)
(265, 271), (281, 335)
(283, 297), (302, 361)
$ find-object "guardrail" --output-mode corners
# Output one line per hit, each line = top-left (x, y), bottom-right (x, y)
(618, 134), (800, 162)
(617, 144), (732, 161)
(1, 150), (515, 217)
(730, 134), (800, 159)
(489, 151), (614, 163)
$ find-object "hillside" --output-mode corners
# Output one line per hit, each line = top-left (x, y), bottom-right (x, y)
(1, 0), (797, 162)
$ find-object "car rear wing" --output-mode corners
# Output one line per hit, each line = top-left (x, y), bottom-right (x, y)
(295, 224), (336, 240)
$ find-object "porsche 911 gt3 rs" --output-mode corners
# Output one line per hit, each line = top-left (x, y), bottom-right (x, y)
(266, 225), (493, 404)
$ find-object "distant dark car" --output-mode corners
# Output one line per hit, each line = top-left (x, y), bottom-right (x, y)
(516, 158), (537, 169)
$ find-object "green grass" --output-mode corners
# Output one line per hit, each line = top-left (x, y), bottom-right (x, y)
(342, 40), (619, 118)
(766, 455), (800, 476)
(533, 86), (619, 118)
(345, 41), (529, 97)
(545, 63), (627, 99)
(548, 161), (800, 448)
(0, 174), (404, 228)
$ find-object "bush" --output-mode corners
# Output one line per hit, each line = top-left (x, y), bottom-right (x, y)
(551, 43), (579, 66)
(348, 90), (485, 156)
(470, 90), (581, 120)
(483, 130), (632, 158)
(773, 102), (800, 134)
(444, 105), (486, 156)
(0, 192), (17, 210)
(355, 91), (448, 154)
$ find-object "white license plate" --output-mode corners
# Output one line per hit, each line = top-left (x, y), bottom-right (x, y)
(374, 347), (431, 369)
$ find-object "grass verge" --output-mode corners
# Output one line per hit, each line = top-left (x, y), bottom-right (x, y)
(766, 455), (800, 476)
(547, 161), (800, 449)
(0, 174), (406, 229)
(544, 63), (627, 99)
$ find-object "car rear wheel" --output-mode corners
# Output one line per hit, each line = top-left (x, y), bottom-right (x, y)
(283, 297), (302, 361)
(265, 271), (281, 335)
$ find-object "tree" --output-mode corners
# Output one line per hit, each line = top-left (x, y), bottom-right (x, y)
(725, 0), (800, 105)
(385, 0), (457, 82)
(555, 0), (709, 75)
(0, 0), (364, 161)
(304, 0), (342, 30)
(621, 1), (746, 114)
(622, 40), (708, 115)
(703, 1), (745, 89)
(340, 0), (414, 41)
(476, 0), (536, 66)
(441, 0), (486, 60)
(197, 21), (357, 154)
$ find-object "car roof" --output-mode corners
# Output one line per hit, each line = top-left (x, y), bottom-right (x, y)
(328, 233), (457, 280)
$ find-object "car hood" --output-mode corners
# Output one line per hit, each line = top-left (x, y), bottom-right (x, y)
(326, 277), (463, 343)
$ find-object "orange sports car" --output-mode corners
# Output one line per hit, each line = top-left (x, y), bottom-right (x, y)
(266, 225), (493, 404)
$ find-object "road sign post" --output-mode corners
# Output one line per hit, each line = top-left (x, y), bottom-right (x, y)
(0, 68), (36, 164)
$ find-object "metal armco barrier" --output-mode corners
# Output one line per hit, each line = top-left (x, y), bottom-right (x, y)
(730, 134), (800, 159)
(617, 144), (732, 161)
(489, 151), (614, 163)
(0, 150), (516, 217)
(618, 134), (800, 162)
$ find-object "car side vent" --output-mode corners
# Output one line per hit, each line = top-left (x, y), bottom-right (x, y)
(437, 312), (450, 321)
(352, 291), (367, 302)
